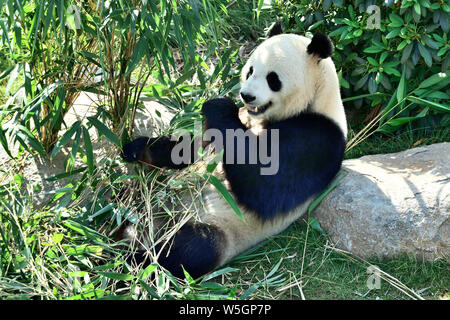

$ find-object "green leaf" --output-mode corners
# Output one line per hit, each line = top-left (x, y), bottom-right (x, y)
(0, 125), (12, 158)
(418, 71), (449, 89)
(126, 37), (148, 76)
(139, 264), (158, 280)
(368, 76), (377, 94)
(138, 279), (160, 299)
(200, 267), (239, 282)
(386, 28), (401, 39)
(0, 65), (15, 81)
(82, 127), (94, 175)
(397, 66), (407, 103)
(15, 125), (46, 157)
(407, 97), (450, 113)
(364, 46), (384, 53)
(5, 64), (20, 97)
(352, 29), (363, 37)
(423, 36), (440, 49)
(328, 26), (349, 37)
(45, 166), (87, 182)
(355, 74), (368, 90)
(342, 18), (358, 28)
(367, 57), (378, 66)
(52, 233), (64, 244)
(240, 283), (260, 300)
(309, 20), (324, 31)
(64, 220), (108, 241)
(389, 13), (403, 27)
(204, 174), (245, 222)
(381, 107), (429, 132)
(206, 149), (224, 173)
(256, 0), (264, 20)
(98, 272), (135, 281)
(417, 42), (432, 67)
(384, 66), (401, 77)
(401, 43), (414, 64)
(88, 203), (115, 221)
(88, 117), (121, 147)
(414, 2), (421, 15)
(437, 47), (447, 57)
(51, 121), (81, 160)
(397, 40), (408, 51)
(308, 217), (324, 234)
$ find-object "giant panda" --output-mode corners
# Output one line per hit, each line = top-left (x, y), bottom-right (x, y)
(120, 23), (347, 279)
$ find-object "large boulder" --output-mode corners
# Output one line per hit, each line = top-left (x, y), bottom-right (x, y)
(313, 142), (450, 261)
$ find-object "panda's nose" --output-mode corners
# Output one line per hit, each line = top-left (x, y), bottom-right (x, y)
(240, 92), (256, 104)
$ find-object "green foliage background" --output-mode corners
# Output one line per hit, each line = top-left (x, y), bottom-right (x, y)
(270, 0), (449, 134)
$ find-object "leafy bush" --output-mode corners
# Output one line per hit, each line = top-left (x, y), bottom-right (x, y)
(0, 0), (100, 155)
(0, 0), (240, 161)
(270, 0), (449, 135)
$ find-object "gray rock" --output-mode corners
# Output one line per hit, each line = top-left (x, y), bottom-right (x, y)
(313, 142), (450, 261)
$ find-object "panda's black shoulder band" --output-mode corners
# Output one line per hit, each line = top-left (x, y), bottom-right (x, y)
(307, 33), (333, 59)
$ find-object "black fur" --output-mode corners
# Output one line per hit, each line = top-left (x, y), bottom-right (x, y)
(157, 224), (224, 279)
(121, 136), (150, 162)
(130, 224), (224, 279)
(202, 98), (345, 219)
(246, 66), (253, 80)
(307, 33), (334, 59)
(266, 71), (282, 92)
(122, 136), (194, 169)
(267, 21), (283, 38)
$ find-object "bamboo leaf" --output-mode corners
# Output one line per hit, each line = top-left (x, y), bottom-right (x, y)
(407, 96), (450, 113)
(204, 174), (245, 222)
(82, 127), (94, 175)
(87, 117), (121, 147)
(15, 125), (46, 157)
(138, 279), (160, 299)
(0, 124), (13, 158)
(98, 272), (135, 281)
(51, 121), (81, 160)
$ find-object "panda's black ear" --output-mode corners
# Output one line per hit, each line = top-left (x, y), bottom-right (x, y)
(307, 33), (334, 59)
(267, 21), (283, 38)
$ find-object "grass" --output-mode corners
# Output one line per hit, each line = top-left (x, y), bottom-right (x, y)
(224, 220), (449, 300)
(1, 125), (448, 300)
(345, 125), (450, 160)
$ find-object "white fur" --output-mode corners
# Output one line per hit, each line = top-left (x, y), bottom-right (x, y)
(240, 34), (347, 138)
(199, 185), (313, 265)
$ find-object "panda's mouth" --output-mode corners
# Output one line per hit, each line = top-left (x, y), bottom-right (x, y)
(246, 101), (272, 115)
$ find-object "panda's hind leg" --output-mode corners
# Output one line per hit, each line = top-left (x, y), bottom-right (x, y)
(130, 223), (226, 279)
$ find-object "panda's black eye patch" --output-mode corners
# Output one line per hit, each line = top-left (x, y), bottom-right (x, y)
(246, 66), (253, 80)
(266, 71), (282, 92)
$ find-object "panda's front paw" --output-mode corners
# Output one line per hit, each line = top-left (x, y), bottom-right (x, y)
(122, 136), (187, 169)
(122, 136), (151, 163)
(202, 97), (239, 119)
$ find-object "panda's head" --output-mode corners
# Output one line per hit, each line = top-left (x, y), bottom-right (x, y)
(240, 23), (345, 134)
